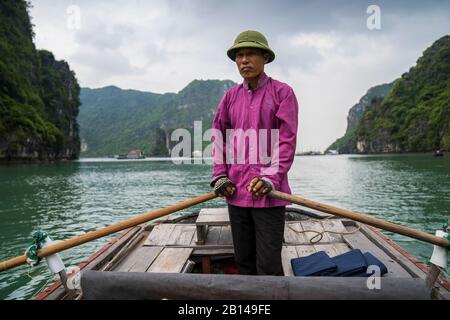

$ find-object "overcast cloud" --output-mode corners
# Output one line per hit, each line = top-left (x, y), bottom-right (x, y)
(29, 0), (450, 151)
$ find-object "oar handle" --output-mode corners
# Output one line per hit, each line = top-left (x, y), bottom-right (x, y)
(269, 190), (449, 249)
(0, 192), (217, 273)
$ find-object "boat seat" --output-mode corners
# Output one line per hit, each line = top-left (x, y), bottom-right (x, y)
(195, 208), (230, 245)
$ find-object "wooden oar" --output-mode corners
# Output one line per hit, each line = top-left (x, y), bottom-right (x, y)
(0, 192), (217, 273)
(268, 190), (449, 249)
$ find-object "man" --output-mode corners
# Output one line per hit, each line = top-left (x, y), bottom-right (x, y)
(211, 30), (299, 275)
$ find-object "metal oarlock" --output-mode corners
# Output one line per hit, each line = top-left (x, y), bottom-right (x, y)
(41, 236), (65, 274)
(430, 230), (448, 270)
(41, 236), (78, 296)
(426, 225), (448, 291)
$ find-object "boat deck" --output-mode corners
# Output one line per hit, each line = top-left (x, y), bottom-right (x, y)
(114, 208), (413, 277)
(38, 207), (450, 300)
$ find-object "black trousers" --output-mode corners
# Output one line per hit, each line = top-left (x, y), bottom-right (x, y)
(227, 204), (285, 276)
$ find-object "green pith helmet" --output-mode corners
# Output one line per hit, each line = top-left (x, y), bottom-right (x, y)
(227, 30), (275, 63)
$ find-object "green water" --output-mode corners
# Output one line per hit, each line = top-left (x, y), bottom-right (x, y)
(0, 154), (449, 299)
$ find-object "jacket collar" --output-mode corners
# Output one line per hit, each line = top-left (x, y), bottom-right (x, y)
(243, 72), (269, 91)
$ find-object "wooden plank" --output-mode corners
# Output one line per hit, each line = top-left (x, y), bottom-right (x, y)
(343, 233), (412, 278)
(158, 224), (177, 245)
(101, 232), (145, 271)
(164, 227), (233, 250)
(321, 219), (347, 243)
(166, 225), (196, 246)
(175, 225), (197, 246)
(300, 220), (330, 243)
(117, 246), (164, 272)
(359, 225), (431, 280)
(289, 205), (333, 219)
(218, 226), (233, 245)
(144, 224), (176, 246)
(314, 243), (350, 257)
(196, 215), (230, 225)
(333, 243), (352, 255)
(205, 226), (222, 245)
(159, 244), (233, 250)
(294, 245), (317, 257)
(281, 246), (298, 276)
(150, 214), (174, 223)
(196, 225), (207, 244)
(192, 248), (234, 256)
(196, 208), (230, 225)
(147, 248), (193, 273)
(166, 225), (184, 245)
(284, 222), (308, 244)
(198, 208), (229, 215)
(158, 225), (198, 246)
(144, 224), (216, 248)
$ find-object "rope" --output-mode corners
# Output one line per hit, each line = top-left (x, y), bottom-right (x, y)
(19, 230), (60, 299)
(24, 231), (48, 267)
(22, 262), (57, 298)
(287, 216), (361, 244)
(31, 272), (57, 298)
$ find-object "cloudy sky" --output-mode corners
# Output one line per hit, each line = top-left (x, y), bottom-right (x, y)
(29, 0), (450, 152)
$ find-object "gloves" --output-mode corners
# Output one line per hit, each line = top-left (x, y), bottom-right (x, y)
(247, 177), (273, 196)
(213, 177), (236, 197)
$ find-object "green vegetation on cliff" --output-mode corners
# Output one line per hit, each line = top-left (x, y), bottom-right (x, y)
(357, 35), (450, 153)
(78, 80), (235, 156)
(328, 35), (450, 154)
(0, 0), (80, 160)
(327, 82), (394, 153)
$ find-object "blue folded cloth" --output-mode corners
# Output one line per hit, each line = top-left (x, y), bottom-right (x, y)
(328, 249), (367, 276)
(352, 252), (388, 277)
(291, 251), (337, 276)
(290, 250), (388, 277)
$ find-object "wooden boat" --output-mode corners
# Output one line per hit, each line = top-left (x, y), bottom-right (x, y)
(34, 206), (450, 300)
(434, 150), (444, 157)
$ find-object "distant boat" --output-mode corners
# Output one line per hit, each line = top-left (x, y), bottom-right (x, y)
(116, 150), (145, 160)
(326, 150), (339, 155)
(297, 151), (323, 156)
(126, 150), (145, 159)
(434, 149), (444, 157)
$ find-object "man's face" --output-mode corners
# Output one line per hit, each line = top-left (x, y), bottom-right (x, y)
(235, 48), (268, 81)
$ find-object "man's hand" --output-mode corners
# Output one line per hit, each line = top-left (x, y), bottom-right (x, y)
(247, 177), (273, 196)
(213, 177), (236, 197)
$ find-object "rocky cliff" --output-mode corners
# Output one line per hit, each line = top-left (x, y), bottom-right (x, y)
(326, 82), (394, 153)
(0, 0), (80, 161)
(328, 35), (450, 154)
(356, 35), (450, 153)
(78, 80), (235, 157)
